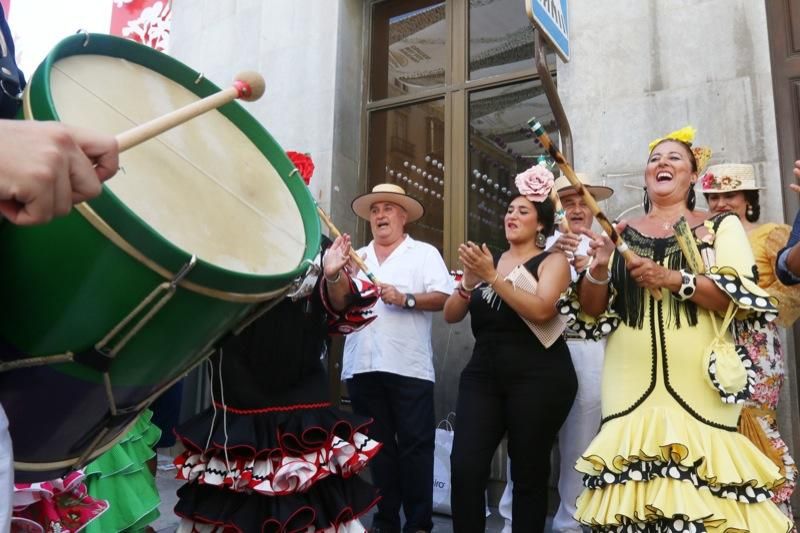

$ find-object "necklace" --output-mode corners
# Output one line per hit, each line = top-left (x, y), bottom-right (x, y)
(649, 212), (686, 232)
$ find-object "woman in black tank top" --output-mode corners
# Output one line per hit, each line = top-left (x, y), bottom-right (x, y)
(443, 191), (578, 532)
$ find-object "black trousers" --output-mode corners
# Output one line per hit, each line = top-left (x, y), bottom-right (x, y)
(450, 339), (577, 533)
(348, 371), (435, 533)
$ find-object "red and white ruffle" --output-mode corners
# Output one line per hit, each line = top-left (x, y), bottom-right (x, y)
(175, 433), (380, 496)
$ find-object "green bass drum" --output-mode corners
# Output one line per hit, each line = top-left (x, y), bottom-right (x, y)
(0, 33), (320, 482)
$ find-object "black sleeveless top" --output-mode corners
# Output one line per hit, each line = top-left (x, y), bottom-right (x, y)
(468, 251), (566, 353)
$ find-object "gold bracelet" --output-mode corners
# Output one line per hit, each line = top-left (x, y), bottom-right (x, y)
(488, 272), (499, 286)
(460, 278), (476, 292)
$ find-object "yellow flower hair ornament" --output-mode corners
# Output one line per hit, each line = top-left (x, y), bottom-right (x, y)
(648, 125), (696, 152)
(649, 126), (712, 173)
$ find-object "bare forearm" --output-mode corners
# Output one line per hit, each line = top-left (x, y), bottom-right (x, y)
(578, 263), (610, 317)
(414, 291), (449, 311)
(325, 274), (352, 312)
(444, 292), (469, 322)
(688, 276), (731, 313)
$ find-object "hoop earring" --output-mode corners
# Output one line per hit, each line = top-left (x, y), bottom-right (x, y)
(687, 187), (696, 210)
(535, 232), (546, 249)
(643, 187), (651, 214)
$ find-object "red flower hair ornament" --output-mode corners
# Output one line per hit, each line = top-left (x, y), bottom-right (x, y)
(286, 151), (315, 185)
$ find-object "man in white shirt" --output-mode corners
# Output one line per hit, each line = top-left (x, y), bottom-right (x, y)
(343, 184), (454, 533)
(498, 174), (612, 533)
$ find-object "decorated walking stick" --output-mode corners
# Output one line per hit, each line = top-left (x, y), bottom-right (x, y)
(533, 156), (571, 235)
(527, 117), (662, 300)
(549, 185), (572, 236)
(316, 205), (380, 284)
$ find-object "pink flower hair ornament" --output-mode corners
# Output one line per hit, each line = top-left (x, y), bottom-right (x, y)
(514, 163), (555, 202)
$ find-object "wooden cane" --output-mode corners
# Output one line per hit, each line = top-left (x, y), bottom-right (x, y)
(527, 117), (662, 300)
(116, 71), (266, 152)
(316, 205), (380, 284)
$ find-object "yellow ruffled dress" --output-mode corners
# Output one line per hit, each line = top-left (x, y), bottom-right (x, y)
(559, 213), (793, 532)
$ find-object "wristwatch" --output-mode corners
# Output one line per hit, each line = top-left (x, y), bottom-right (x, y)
(403, 293), (416, 309)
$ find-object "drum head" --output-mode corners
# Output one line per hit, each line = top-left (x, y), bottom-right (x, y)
(24, 34), (320, 295)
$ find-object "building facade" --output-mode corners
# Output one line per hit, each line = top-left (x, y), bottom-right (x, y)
(168, 0), (798, 503)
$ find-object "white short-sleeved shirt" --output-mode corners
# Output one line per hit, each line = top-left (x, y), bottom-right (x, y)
(342, 235), (454, 382)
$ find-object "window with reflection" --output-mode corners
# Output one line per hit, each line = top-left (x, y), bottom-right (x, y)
(370, 0), (447, 101)
(367, 99), (446, 252)
(468, 0), (555, 80)
(467, 80), (558, 253)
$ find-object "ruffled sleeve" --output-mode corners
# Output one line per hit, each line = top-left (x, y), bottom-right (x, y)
(748, 223), (800, 326)
(705, 213), (778, 320)
(557, 265), (621, 341)
(321, 275), (379, 335)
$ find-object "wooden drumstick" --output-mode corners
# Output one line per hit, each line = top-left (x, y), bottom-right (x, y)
(116, 71), (266, 152)
(527, 117), (662, 300)
(316, 205), (380, 284)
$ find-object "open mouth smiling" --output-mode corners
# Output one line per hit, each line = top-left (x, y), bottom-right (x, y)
(656, 171), (673, 182)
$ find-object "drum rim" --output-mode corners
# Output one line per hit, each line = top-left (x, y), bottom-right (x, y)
(24, 33), (321, 296)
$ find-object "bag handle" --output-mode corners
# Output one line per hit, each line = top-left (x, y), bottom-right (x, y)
(708, 301), (737, 339)
(437, 411), (456, 431)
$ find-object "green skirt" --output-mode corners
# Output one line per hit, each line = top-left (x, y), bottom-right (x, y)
(84, 409), (162, 532)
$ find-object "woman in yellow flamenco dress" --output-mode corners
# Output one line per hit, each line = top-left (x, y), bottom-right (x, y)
(559, 128), (794, 532)
(702, 163), (800, 528)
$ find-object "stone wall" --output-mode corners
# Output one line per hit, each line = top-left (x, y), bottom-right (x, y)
(169, 0), (353, 215)
(560, 0), (781, 221)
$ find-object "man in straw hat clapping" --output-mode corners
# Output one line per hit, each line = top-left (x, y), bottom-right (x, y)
(342, 183), (454, 533)
(498, 172), (613, 533)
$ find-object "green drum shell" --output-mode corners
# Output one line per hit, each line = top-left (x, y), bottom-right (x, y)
(0, 33), (321, 385)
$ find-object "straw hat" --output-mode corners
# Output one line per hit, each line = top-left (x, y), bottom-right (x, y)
(698, 164), (764, 194)
(351, 183), (425, 222)
(552, 173), (613, 201)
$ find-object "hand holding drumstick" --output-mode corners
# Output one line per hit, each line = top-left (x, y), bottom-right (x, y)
(0, 71), (265, 226)
(0, 120), (118, 225)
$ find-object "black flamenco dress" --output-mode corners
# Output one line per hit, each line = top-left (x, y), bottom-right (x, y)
(173, 270), (381, 532)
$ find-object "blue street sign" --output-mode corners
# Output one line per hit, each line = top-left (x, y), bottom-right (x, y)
(526, 0), (570, 62)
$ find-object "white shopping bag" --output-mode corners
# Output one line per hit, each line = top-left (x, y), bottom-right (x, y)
(432, 413), (455, 515)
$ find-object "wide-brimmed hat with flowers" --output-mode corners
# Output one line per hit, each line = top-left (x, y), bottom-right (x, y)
(553, 173), (614, 201)
(697, 163), (764, 194)
(351, 183), (425, 222)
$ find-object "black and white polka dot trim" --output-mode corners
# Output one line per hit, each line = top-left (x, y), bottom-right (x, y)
(558, 282), (621, 341)
(584, 457), (773, 503)
(672, 269), (697, 301)
(706, 344), (757, 404)
(705, 268), (777, 320)
(590, 515), (708, 533)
